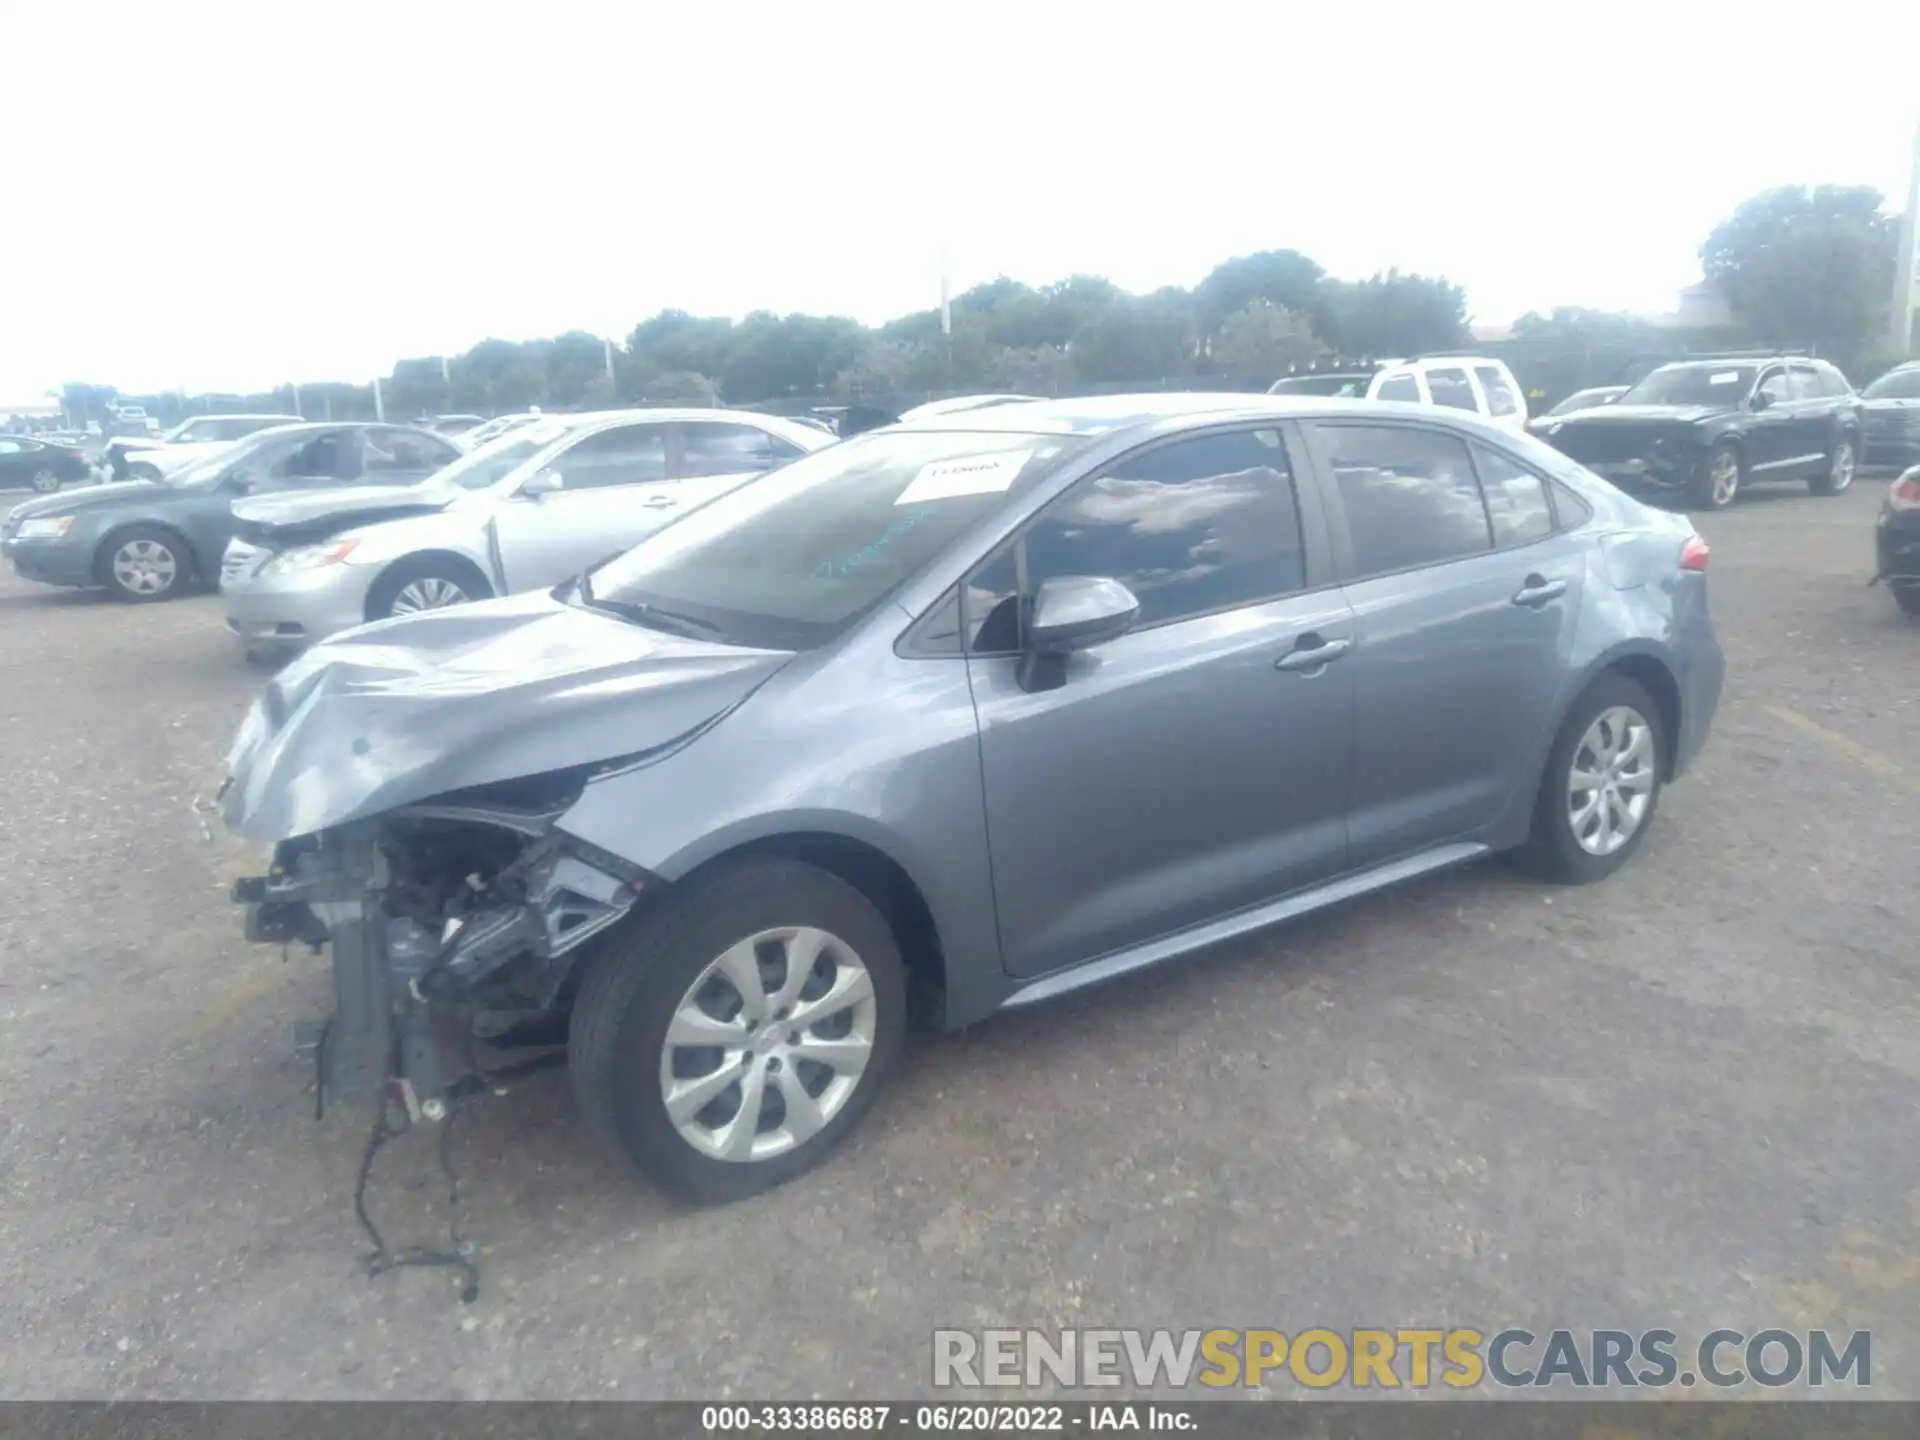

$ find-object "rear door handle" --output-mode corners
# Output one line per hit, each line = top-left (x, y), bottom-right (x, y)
(641, 494), (678, 508)
(1512, 576), (1567, 608)
(1275, 635), (1351, 672)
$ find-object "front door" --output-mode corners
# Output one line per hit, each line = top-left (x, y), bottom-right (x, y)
(492, 420), (677, 588)
(967, 425), (1356, 981)
(1304, 421), (1587, 867)
(1743, 365), (1799, 472)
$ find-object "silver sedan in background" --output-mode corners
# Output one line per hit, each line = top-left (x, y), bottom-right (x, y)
(218, 408), (833, 657)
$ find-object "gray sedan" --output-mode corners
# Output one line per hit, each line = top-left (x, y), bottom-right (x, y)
(1, 423), (461, 601)
(225, 394), (1724, 1204)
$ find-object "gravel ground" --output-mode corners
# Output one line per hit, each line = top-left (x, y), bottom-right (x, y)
(0, 478), (1915, 1400)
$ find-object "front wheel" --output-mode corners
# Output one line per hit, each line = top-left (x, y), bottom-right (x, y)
(29, 468), (62, 494)
(1688, 443), (1742, 510)
(1517, 673), (1664, 884)
(568, 859), (907, 1202)
(364, 559), (490, 620)
(1809, 437), (1856, 496)
(99, 526), (190, 602)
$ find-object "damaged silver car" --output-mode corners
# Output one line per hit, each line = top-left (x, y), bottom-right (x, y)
(225, 394), (1724, 1206)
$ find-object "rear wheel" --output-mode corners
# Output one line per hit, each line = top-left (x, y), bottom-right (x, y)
(29, 467), (61, 494)
(99, 526), (190, 602)
(569, 859), (907, 1202)
(1809, 437), (1856, 496)
(1689, 442), (1742, 510)
(1517, 673), (1664, 884)
(365, 558), (491, 621)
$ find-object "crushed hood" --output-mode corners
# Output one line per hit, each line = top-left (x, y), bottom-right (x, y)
(221, 588), (794, 841)
(231, 484), (453, 547)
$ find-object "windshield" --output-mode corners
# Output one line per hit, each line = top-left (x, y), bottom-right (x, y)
(1619, 365), (1755, 407)
(430, 422), (576, 493)
(1864, 367), (1920, 400)
(1548, 388), (1622, 416)
(583, 429), (1086, 650)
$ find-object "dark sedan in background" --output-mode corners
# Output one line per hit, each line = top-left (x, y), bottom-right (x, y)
(0, 434), (93, 494)
(2, 422), (459, 601)
(1533, 356), (1861, 510)
(1860, 361), (1920, 474)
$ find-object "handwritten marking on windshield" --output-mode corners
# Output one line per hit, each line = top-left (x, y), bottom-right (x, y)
(816, 513), (925, 580)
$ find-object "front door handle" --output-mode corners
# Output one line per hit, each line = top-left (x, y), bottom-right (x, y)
(1275, 635), (1351, 672)
(641, 494), (678, 508)
(1512, 575), (1567, 608)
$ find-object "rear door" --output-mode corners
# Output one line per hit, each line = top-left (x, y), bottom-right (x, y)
(1304, 419), (1588, 867)
(491, 420), (674, 588)
(1783, 365), (1841, 471)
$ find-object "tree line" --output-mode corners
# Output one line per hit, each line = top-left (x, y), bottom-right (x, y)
(53, 183), (1912, 429)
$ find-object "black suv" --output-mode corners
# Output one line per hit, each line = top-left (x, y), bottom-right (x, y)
(1532, 355), (1862, 510)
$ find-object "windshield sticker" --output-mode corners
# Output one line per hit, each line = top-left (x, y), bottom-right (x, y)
(895, 449), (1032, 506)
(1709, 372), (1740, 385)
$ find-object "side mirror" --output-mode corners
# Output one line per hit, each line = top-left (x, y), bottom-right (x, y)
(1751, 390), (1775, 411)
(520, 469), (563, 499)
(1017, 576), (1140, 691)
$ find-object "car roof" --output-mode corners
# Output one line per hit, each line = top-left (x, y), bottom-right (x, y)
(190, 413), (301, 421)
(886, 391), (1519, 441)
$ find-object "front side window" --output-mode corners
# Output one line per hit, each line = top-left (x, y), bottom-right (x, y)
(992, 429), (1307, 640)
(552, 424), (669, 490)
(1376, 373), (1421, 403)
(584, 429), (1084, 651)
(273, 431), (361, 483)
(1474, 365), (1521, 416)
(1755, 368), (1791, 405)
(1472, 443), (1554, 546)
(1426, 368), (1478, 412)
(1318, 423), (1491, 579)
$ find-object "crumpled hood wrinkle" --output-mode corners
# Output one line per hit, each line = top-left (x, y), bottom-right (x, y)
(221, 589), (793, 842)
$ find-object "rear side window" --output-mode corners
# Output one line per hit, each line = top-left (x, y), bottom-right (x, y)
(680, 422), (800, 477)
(1317, 423), (1491, 578)
(1375, 373), (1421, 403)
(363, 429), (458, 472)
(1471, 443), (1554, 546)
(554, 423), (669, 489)
(1474, 365), (1521, 416)
(1426, 368), (1478, 412)
(968, 427), (1307, 649)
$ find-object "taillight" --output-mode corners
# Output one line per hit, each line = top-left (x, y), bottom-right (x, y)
(1889, 474), (1920, 511)
(1679, 535), (1710, 572)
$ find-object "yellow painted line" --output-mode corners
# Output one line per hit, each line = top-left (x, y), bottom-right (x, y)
(1764, 704), (1908, 784)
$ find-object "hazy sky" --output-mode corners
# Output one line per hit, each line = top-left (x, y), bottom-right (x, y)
(3, 0), (1916, 401)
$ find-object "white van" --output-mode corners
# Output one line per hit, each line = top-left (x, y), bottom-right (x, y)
(1366, 356), (1529, 433)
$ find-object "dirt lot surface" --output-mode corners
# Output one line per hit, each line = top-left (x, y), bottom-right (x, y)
(0, 479), (1915, 1399)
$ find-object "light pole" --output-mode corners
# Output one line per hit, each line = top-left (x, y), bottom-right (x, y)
(1892, 115), (1920, 355)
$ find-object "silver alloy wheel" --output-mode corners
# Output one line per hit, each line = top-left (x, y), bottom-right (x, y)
(30, 468), (59, 494)
(1567, 705), (1655, 857)
(111, 538), (178, 596)
(1828, 441), (1855, 493)
(389, 576), (470, 613)
(659, 925), (877, 1164)
(1708, 449), (1740, 506)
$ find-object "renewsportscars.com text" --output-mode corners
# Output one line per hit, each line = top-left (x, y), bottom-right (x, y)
(932, 1327), (1871, 1391)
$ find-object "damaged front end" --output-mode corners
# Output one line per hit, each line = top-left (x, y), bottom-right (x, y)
(233, 774), (646, 1115)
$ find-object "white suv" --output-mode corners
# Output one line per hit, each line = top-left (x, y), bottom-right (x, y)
(1367, 356), (1529, 433)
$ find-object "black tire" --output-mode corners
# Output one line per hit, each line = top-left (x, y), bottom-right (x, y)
(568, 858), (907, 1203)
(1688, 441), (1743, 510)
(364, 556), (492, 621)
(96, 524), (191, 603)
(1808, 436), (1857, 496)
(1516, 672), (1664, 884)
(1892, 583), (1920, 618)
(128, 462), (164, 484)
(29, 467), (62, 494)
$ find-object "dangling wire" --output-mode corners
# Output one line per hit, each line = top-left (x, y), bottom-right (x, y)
(352, 1095), (480, 1304)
